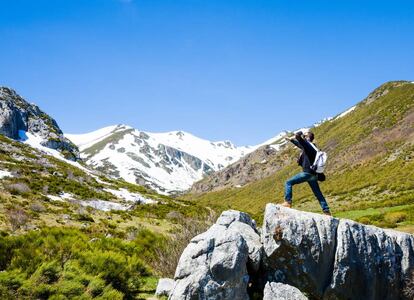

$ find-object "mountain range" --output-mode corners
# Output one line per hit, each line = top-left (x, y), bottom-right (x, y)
(0, 80), (413, 299)
(65, 125), (256, 194)
(1, 81), (413, 232)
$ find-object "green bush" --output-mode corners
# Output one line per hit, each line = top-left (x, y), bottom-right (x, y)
(0, 227), (164, 299)
(384, 212), (408, 224)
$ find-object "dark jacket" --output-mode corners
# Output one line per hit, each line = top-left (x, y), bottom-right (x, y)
(289, 133), (317, 174)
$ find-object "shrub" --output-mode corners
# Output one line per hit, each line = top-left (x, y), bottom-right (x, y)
(152, 213), (216, 277)
(384, 212), (407, 224)
(57, 280), (85, 298)
(87, 277), (106, 297)
(7, 207), (29, 231)
(31, 261), (62, 284)
(0, 227), (160, 298)
(357, 217), (372, 225)
(30, 202), (46, 213)
(5, 182), (31, 195)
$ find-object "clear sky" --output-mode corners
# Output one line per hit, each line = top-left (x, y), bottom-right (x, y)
(1, 0), (413, 145)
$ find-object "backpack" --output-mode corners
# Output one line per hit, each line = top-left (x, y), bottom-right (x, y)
(309, 142), (328, 173)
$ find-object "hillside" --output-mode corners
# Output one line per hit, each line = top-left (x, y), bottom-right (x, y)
(185, 81), (414, 232)
(0, 91), (214, 299)
(66, 125), (255, 194)
(0, 132), (215, 299)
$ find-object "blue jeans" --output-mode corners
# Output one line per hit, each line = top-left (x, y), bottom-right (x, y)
(284, 172), (330, 212)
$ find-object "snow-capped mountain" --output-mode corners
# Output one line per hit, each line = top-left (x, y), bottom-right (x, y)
(66, 125), (256, 194)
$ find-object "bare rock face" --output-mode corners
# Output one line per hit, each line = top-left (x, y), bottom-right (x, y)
(169, 205), (414, 300)
(0, 87), (79, 160)
(263, 282), (308, 300)
(324, 220), (414, 300)
(262, 204), (339, 298)
(169, 210), (262, 300)
(262, 204), (414, 300)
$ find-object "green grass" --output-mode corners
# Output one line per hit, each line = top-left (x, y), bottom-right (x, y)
(336, 204), (414, 227)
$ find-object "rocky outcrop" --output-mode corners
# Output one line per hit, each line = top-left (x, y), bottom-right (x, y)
(263, 282), (308, 300)
(262, 204), (414, 300)
(324, 220), (414, 299)
(169, 210), (262, 300)
(262, 204), (339, 299)
(0, 87), (79, 160)
(167, 204), (414, 300)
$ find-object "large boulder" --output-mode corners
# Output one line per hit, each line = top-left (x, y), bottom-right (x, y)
(263, 282), (308, 300)
(261, 204), (339, 298)
(169, 210), (262, 300)
(169, 205), (414, 300)
(262, 204), (414, 300)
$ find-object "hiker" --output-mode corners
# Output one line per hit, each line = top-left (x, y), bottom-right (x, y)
(282, 131), (331, 215)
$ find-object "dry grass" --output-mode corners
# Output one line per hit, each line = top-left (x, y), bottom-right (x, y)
(151, 210), (217, 278)
(7, 207), (29, 231)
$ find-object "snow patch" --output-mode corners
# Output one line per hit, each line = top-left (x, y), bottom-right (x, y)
(80, 199), (130, 212)
(0, 170), (13, 179)
(47, 195), (64, 202)
(46, 192), (74, 202)
(104, 188), (157, 204)
(335, 106), (356, 119)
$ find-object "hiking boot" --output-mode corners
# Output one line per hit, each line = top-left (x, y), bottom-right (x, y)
(281, 201), (292, 208)
(323, 210), (332, 216)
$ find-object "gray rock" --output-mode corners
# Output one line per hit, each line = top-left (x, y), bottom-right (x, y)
(324, 219), (414, 300)
(169, 210), (262, 300)
(262, 204), (339, 298)
(156, 278), (175, 297)
(0, 87), (79, 160)
(262, 204), (414, 300)
(170, 205), (414, 300)
(263, 282), (308, 300)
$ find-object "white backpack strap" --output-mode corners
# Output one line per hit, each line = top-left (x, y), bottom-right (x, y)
(308, 142), (319, 152)
(309, 142), (320, 167)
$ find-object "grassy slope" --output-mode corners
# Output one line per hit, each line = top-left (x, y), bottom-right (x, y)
(185, 81), (414, 231)
(0, 135), (212, 299)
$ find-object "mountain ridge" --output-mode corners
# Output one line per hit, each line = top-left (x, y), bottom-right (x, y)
(66, 124), (258, 194)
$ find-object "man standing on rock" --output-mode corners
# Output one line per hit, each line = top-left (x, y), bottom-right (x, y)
(282, 131), (331, 215)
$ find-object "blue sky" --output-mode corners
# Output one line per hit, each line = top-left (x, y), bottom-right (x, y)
(1, 0), (413, 145)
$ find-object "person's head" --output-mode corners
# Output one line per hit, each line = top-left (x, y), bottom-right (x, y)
(305, 131), (315, 142)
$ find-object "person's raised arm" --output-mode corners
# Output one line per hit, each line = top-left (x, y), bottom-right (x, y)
(284, 136), (302, 149)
